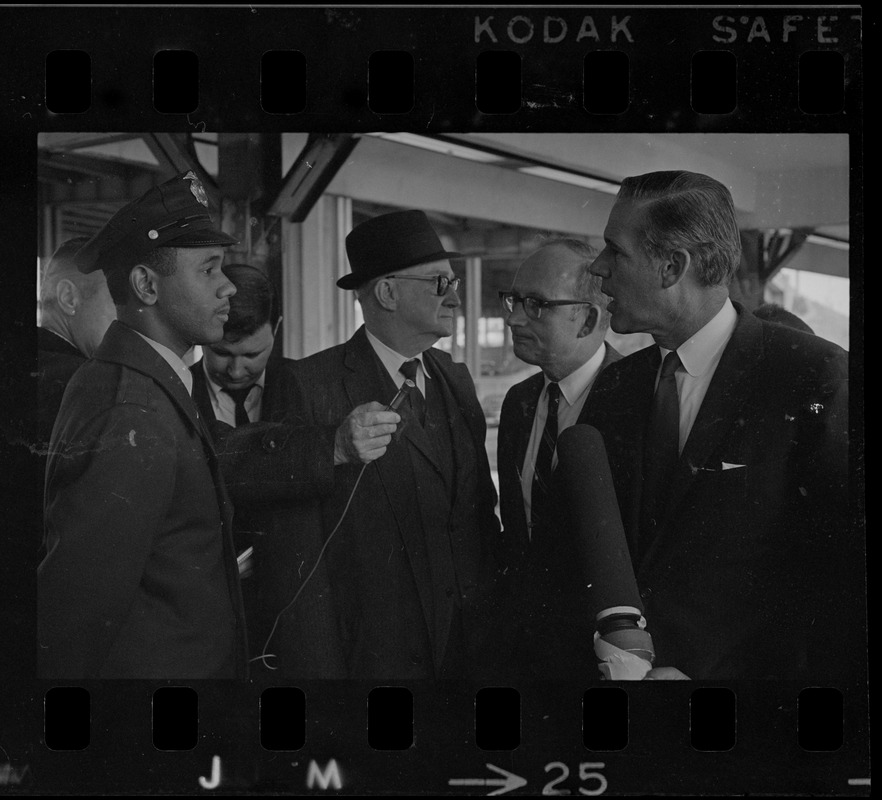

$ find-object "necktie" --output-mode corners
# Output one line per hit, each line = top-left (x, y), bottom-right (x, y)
(399, 359), (426, 425)
(223, 385), (253, 427)
(640, 349), (682, 539)
(530, 382), (561, 535)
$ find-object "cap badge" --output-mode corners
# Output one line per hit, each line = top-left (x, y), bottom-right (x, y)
(148, 230), (159, 240)
(183, 170), (209, 208)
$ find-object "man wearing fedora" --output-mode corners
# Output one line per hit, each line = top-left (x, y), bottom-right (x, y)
(39, 171), (250, 679)
(260, 209), (502, 680)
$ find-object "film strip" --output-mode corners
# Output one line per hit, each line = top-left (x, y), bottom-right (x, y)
(0, 4), (866, 796)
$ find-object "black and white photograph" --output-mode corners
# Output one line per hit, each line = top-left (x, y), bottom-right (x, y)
(1, 5), (866, 796)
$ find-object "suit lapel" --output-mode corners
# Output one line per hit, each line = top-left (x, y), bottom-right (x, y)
(575, 342), (623, 426)
(260, 358), (284, 419)
(97, 322), (204, 437)
(342, 329), (440, 644)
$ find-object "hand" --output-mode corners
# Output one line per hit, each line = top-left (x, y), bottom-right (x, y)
(643, 666), (691, 680)
(334, 402), (401, 465)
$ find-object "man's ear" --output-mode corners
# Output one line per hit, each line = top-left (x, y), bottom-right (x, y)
(577, 305), (599, 338)
(374, 277), (398, 312)
(660, 248), (691, 289)
(130, 265), (159, 306)
(55, 278), (80, 316)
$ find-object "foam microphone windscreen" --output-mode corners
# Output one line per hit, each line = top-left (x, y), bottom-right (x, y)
(555, 424), (643, 618)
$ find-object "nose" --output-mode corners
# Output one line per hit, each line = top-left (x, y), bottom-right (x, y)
(505, 297), (528, 327)
(219, 278), (237, 298)
(444, 286), (461, 308)
(227, 358), (248, 380)
(589, 252), (610, 277)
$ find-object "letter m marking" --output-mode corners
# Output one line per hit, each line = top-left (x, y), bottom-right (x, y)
(307, 759), (342, 790)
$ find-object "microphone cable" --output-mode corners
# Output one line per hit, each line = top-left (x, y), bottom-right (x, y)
(252, 378), (416, 670)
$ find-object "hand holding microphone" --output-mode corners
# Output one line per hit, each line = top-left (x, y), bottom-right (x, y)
(333, 402), (401, 465)
(555, 424), (655, 679)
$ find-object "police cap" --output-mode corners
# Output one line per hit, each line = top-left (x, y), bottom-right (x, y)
(74, 170), (238, 274)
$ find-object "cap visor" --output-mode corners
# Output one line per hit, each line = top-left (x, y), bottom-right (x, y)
(166, 229), (239, 247)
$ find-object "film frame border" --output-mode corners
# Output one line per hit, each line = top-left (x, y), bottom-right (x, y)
(0, 3), (866, 796)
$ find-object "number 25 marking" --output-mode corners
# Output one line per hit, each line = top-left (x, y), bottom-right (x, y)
(542, 762), (607, 796)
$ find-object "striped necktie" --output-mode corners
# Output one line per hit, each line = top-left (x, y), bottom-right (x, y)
(530, 381), (561, 535)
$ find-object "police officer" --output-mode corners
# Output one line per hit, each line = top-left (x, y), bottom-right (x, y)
(39, 171), (249, 679)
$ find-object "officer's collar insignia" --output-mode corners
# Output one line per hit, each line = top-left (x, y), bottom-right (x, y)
(183, 170), (209, 207)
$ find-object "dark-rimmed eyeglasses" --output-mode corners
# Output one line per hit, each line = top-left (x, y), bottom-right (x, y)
(499, 291), (594, 321)
(385, 274), (462, 296)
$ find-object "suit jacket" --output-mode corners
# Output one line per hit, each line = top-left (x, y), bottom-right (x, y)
(263, 325), (502, 680)
(39, 321), (248, 679)
(37, 326), (86, 447)
(496, 341), (622, 679)
(583, 303), (855, 680)
(190, 356), (338, 665)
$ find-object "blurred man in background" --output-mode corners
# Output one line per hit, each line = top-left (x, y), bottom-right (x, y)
(37, 235), (116, 446)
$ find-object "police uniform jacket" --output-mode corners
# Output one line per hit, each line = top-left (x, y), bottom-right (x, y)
(39, 320), (248, 679)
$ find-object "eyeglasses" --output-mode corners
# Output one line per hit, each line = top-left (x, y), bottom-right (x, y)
(385, 274), (462, 296)
(499, 291), (594, 321)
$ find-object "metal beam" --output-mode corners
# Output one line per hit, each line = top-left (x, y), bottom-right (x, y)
(269, 134), (360, 222)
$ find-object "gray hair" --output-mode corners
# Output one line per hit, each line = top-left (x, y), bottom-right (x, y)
(534, 237), (609, 331)
(617, 171), (741, 287)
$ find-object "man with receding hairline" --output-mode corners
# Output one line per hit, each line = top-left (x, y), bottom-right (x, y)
(495, 237), (620, 679)
(584, 170), (854, 680)
(37, 236), (116, 446)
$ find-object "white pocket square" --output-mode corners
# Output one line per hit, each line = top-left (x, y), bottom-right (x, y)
(721, 462), (746, 470)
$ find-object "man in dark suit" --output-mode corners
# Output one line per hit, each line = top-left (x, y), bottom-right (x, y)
(265, 210), (501, 680)
(190, 264), (397, 667)
(37, 235), (116, 447)
(584, 170), (855, 680)
(496, 238), (620, 679)
(39, 171), (249, 679)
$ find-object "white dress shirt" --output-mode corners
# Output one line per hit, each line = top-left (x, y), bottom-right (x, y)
(201, 358), (266, 426)
(365, 328), (430, 399)
(520, 343), (608, 536)
(660, 298), (738, 453)
(134, 330), (194, 396)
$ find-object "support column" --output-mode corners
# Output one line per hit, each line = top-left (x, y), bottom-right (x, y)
(279, 195), (354, 359)
(464, 256), (482, 377)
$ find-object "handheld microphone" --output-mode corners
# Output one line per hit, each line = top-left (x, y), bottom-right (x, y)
(387, 378), (416, 412)
(555, 424), (655, 676)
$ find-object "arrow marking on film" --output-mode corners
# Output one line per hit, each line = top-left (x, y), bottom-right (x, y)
(449, 763), (528, 795)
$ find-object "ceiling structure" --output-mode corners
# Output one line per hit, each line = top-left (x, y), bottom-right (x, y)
(37, 130), (852, 278)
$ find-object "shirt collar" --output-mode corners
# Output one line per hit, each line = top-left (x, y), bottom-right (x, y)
(133, 330), (194, 395)
(365, 328), (430, 381)
(662, 298), (737, 377)
(544, 343), (607, 406)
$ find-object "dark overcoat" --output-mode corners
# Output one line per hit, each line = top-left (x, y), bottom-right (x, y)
(39, 320), (248, 679)
(260, 326), (502, 680)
